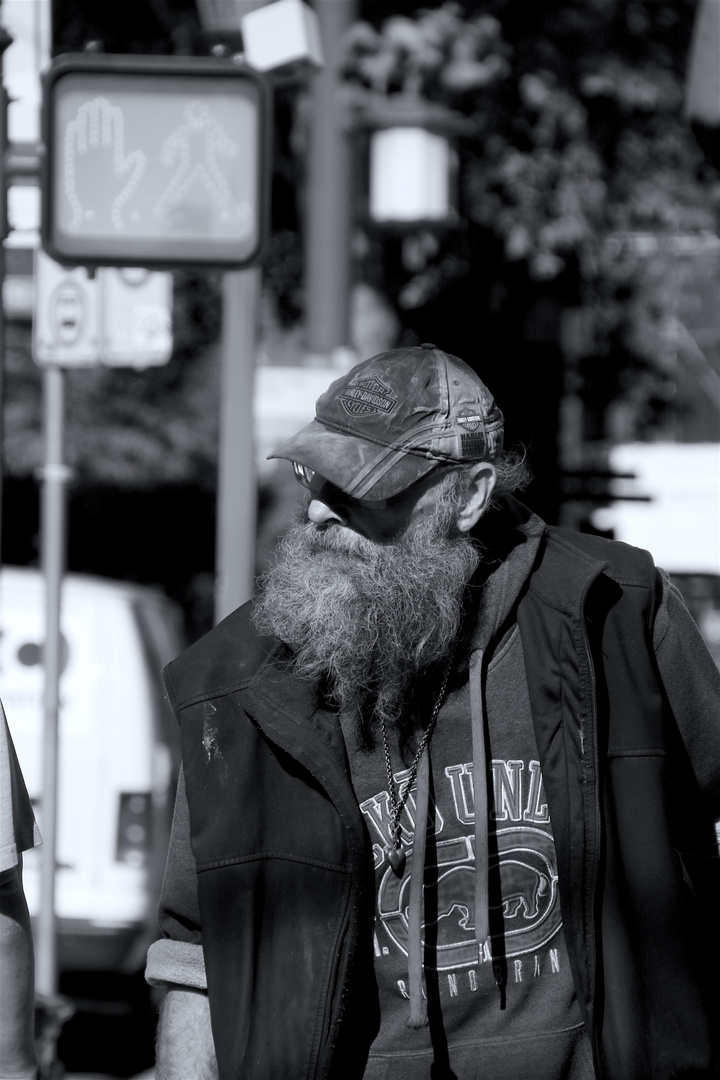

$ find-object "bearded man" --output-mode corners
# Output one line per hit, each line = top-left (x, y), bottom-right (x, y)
(147, 345), (720, 1080)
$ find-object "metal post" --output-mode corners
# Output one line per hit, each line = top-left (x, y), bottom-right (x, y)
(0, 215), (5, 553)
(305, 0), (358, 361)
(36, 364), (69, 998)
(214, 266), (260, 624)
(0, 24), (13, 554)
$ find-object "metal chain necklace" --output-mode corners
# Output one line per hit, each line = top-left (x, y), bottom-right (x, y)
(380, 649), (456, 876)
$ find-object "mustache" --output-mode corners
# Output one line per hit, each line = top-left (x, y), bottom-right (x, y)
(297, 523), (380, 558)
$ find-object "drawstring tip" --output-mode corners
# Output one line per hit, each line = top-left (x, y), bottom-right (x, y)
(476, 933), (489, 964)
(472, 924), (490, 959)
(406, 1005), (429, 1029)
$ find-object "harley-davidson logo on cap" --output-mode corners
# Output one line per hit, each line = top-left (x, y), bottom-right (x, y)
(457, 407), (484, 432)
(338, 377), (397, 417)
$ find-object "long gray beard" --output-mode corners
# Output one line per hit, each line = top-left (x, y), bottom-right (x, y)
(252, 503), (480, 742)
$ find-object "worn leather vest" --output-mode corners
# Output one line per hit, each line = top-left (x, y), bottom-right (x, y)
(167, 524), (719, 1079)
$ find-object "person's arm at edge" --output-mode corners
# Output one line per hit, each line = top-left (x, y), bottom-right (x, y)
(150, 766), (216, 1078)
(0, 861), (37, 1080)
(155, 984), (217, 1080)
(653, 569), (720, 817)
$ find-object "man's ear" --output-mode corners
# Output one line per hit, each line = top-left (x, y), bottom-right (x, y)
(456, 463), (497, 533)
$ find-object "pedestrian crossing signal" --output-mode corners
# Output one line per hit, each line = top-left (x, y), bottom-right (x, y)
(42, 53), (270, 269)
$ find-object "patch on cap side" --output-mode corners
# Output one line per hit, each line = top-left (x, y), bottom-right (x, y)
(457, 407), (485, 432)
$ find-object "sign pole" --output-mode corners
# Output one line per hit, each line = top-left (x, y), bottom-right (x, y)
(36, 363), (69, 998)
(214, 267), (260, 624)
(0, 25), (13, 554)
(305, 0), (357, 362)
(0, 185), (6, 556)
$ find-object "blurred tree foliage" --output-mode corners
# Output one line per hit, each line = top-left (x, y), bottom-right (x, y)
(6, 0), (717, 494)
(50, 0), (201, 57)
(4, 272), (222, 488)
(340, 0), (719, 441)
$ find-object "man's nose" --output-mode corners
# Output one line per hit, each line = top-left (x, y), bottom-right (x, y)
(307, 498), (346, 526)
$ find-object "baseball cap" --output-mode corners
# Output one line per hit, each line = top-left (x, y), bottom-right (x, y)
(269, 343), (504, 501)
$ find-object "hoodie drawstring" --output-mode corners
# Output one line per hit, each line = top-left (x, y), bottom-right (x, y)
(470, 648), (490, 954)
(406, 749), (430, 1028)
(405, 647), (490, 1025)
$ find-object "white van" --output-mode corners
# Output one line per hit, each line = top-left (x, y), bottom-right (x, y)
(0, 567), (185, 973)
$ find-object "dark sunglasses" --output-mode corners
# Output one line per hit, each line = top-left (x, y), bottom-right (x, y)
(292, 459), (458, 511)
(292, 461), (391, 509)
(292, 461), (318, 489)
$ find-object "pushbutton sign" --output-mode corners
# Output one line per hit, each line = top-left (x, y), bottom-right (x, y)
(42, 54), (269, 269)
(33, 249), (173, 368)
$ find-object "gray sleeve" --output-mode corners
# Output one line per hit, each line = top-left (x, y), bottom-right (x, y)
(157, 767), (202, 943)
(653, 570), (720, 815)
(145, 938), (207, 989)
(146, 767), (207, 989)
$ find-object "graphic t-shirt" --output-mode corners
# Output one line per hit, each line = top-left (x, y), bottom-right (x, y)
(340, 626), (595, 1080)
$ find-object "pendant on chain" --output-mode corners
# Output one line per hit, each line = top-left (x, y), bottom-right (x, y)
(387, 843), (405, 875)
(385, 823), (406, 875)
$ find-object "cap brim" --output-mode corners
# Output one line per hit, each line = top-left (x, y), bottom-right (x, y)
(268, 419), (440, 500)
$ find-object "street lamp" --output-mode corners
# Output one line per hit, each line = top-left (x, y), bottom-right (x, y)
(357, 96), (472, 227)
(370, 126), (452, 223)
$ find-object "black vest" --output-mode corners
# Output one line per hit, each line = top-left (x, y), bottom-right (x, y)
(166, 523), (720, 1079)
